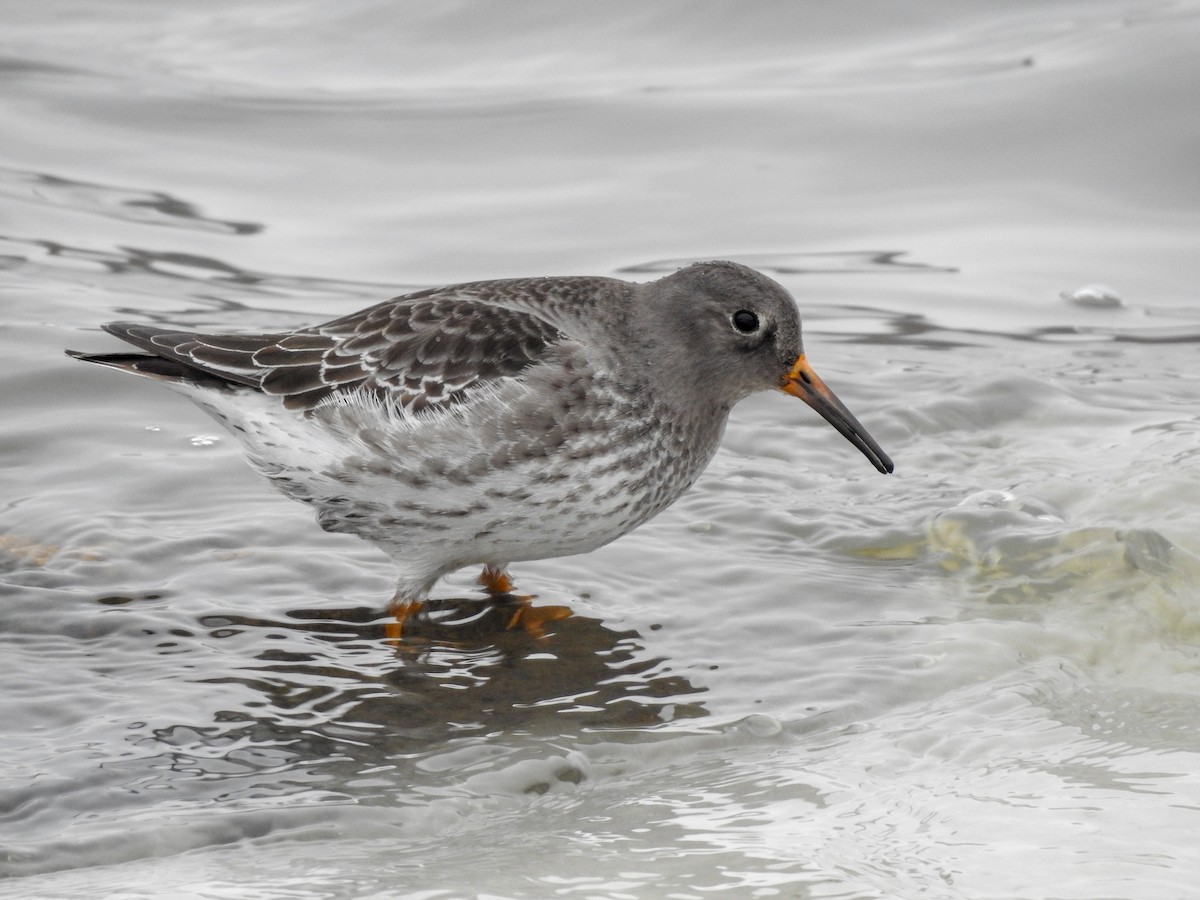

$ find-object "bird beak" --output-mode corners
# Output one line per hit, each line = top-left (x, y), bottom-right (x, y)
(780, 355), (894, 474)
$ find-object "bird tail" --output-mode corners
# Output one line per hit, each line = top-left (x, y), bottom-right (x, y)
(64, 348), (230, 387)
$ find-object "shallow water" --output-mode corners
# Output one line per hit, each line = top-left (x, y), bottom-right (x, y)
(4, 2), (1200, 898)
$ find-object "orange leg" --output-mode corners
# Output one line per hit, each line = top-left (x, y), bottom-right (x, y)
(383, 597), (423, 642)
(478, 563), (516, 596)
(476, 564), (571, 636)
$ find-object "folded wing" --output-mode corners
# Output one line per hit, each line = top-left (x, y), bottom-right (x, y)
(94, 284), (566, 413)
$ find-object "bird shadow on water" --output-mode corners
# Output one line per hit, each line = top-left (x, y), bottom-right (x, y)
(182, 593), (710, 768)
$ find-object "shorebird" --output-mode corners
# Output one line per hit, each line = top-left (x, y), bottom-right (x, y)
(69, 261), (893, 616)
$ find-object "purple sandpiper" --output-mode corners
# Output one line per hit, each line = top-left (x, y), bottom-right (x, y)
(68, 261), (893, 613)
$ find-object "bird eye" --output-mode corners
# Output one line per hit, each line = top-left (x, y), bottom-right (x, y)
(731, 309), (760, 334)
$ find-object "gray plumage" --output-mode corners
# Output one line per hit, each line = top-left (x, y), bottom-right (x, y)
(68, 261), (892, 609)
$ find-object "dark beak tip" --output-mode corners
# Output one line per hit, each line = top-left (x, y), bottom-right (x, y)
(858, 440), (894, 475)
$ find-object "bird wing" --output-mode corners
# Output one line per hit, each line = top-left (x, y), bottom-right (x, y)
(103, 281), (571, 413)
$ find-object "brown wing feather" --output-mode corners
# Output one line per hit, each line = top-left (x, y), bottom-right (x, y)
(101, 280), (572, 413)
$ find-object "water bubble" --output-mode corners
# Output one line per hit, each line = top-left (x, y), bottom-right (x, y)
(189, 434), (221, 447)
(956, 490), (1064, 522)
(739, 714), (783, 737)
(958, 489), (1020, 511)
(1061, 284), (1123, 308)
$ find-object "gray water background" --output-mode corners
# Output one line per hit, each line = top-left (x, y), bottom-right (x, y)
(3, 2), (1200, 897)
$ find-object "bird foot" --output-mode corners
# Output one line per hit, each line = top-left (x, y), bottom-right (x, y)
(476, 565), (571, 635)
(383, 598), (423, 642)
(477, 563), (520, 597)
(500, 596), (572, 638)
(381, 592), (570, 644)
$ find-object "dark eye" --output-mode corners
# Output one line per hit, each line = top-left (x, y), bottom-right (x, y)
(731, 309), (760, 334)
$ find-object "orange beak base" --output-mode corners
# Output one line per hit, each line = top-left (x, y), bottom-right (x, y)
(780, 355), (894, 474)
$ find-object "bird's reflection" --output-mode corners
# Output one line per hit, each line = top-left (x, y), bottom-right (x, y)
(191, 594), (707, 767)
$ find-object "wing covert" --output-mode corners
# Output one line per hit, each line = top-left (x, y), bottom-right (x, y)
(104, 286), (567, 412)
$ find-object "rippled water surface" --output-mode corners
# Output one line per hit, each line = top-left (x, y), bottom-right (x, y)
(4, 2), (1200, 898)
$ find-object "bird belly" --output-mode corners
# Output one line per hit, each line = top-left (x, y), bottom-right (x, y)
(178, 381), (723, 578)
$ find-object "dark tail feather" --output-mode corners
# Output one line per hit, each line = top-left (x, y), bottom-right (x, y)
(65, 349), (232, 388)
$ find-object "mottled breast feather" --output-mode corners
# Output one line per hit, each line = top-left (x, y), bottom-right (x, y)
(103, 278), (606, 413)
